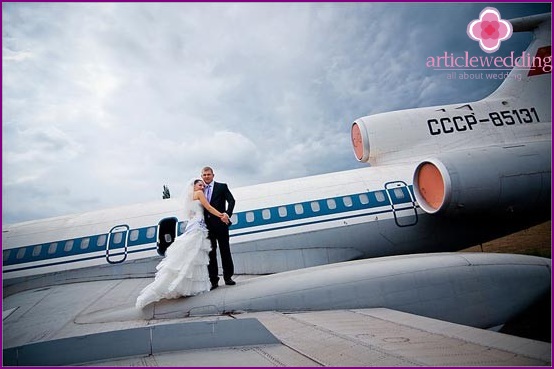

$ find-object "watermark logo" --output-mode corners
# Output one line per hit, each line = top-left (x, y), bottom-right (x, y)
(467, 7), (512, 53)
(426, 7), (551, 81)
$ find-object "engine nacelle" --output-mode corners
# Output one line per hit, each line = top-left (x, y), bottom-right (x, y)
(413, 141), (551, 215)
(351, 101), (551, 166)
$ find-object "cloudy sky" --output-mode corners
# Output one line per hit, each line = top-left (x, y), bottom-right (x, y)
(2, 2), (550, 224)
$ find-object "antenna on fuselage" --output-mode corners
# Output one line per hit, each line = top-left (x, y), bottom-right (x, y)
(162, 185), (171, 199)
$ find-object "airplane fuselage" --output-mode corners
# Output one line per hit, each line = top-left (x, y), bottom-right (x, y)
(3, 161), (549, 295)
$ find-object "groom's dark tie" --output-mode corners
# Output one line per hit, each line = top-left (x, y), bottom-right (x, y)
(205, 184), (212, 202)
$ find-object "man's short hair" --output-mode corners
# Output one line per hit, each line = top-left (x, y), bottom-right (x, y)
(202, 166), (214, 174)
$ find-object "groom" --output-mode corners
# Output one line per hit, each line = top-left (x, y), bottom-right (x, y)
(201, 166), (236, 290)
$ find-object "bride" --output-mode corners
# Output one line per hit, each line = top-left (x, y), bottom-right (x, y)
(136, 179), (228, 309)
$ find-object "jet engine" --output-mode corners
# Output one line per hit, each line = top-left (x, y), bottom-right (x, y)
(412, 141), (551, 215)
(351, 104), (551, 166)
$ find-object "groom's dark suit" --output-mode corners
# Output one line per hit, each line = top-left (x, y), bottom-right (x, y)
(204, 181), (236, 285)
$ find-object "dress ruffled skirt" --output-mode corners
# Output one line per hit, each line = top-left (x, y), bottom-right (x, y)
(136, 222), (211, 309)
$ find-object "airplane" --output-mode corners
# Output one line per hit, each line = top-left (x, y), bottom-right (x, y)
(2, 11), (551, 366)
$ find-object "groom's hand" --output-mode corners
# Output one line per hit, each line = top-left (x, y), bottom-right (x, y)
(220, 213), (230, 224)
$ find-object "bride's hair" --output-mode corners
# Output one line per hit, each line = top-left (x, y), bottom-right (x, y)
(183, 178), (203, 219)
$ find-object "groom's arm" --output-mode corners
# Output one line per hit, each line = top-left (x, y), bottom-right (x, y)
(223, 184), (236, 217)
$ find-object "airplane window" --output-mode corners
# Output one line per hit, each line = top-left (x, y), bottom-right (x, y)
(48, 243), (58, 254)
(375, 191), (386, 202)
(311, 201), (320, 212)
(262, 209), (271, 220)
(343, 196), (353, 207)
(179, 222), (187, 233)
(230, 214), (238, 224)
(294, 204), (304, 215)
(146, 227), (156, 239)
(129, 230), (139, 242)
(79, 239), (88, 250)
(62, 240), (73, 251)
(278, 207), (287, 217)
(32, 245), (42, 257)
(394, 188), (405, 199)
(97, 235), (107, 247)
(16, 248), (26, 260)
(113, 232), (123, 244)
(359, 194), (369, 205)
(62, 241), (72, 252)
(327, 199), (337, 210)
(3, 250), (10, 262)
(246, 212), (255, 223)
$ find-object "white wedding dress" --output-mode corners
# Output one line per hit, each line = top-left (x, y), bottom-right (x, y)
(136, 199), (211, 309)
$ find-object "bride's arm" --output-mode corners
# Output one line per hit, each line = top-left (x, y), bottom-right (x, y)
(194, 190), (225, 218)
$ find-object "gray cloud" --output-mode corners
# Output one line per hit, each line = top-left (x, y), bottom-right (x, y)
(2, 2), (550, 223)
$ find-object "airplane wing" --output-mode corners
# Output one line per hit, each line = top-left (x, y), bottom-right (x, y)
(4, 309), (551, 366)
(3, 253), (551, 366)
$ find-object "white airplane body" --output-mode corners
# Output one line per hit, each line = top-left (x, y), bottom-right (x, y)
(2, 12), (551, 366)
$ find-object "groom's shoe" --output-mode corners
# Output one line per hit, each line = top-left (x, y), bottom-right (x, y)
(224, 279), (236, 286)
(210, 283), (218, 290)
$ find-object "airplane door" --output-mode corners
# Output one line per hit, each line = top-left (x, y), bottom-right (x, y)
(157, 217), (178, 256)
(385, 181), (418, 227)
(106, 225), (129, 264)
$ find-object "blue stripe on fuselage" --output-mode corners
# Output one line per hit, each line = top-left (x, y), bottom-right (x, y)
(3, 186), (416, 272)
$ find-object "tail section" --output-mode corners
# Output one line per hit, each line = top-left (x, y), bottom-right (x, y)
(487, 13), (551, 122)
(351, 12), (551, 167)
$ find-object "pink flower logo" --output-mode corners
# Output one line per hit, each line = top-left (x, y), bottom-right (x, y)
(467, 7), (512, 53)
